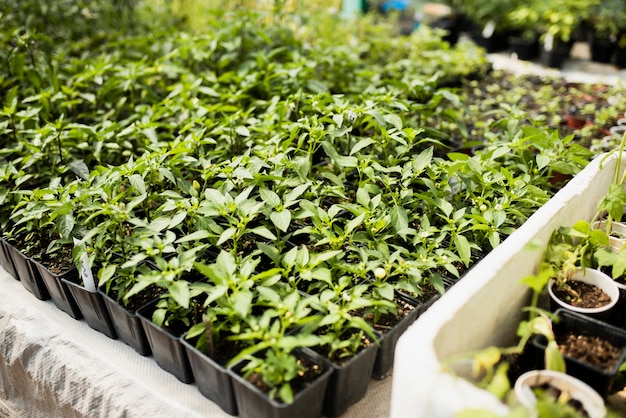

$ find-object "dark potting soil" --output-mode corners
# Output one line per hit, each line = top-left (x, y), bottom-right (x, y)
(38, 245), (74, 275)
(210, 339), (248, 367)
(411, 282), (443, 304)
(350, 297), (416, 334)
(245, 355), (325, 402)
(532, 383), (590, 418)
(314, 329), (375, 365)
(553, 281), (612, 309)
(557, 331), (624, 372)
(108, 284), (165, 313)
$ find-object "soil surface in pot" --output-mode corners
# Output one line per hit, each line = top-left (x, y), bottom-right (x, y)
(108, 284), (165, 313)
(314, 329), (375, 365)
(244, 355), (325, 402)
(351, 297), (416, 335)
(198, 335), (248, 367)
(557, 331), (624, 372)
(553, 281), (612, 309)
(532, 382), (590, 418)
(37, 245), (74, 275)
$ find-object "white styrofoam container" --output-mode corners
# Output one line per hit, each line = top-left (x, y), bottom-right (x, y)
(390, 153), (623, 417)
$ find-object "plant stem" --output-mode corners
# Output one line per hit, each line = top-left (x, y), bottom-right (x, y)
(204, 318), (214, 358)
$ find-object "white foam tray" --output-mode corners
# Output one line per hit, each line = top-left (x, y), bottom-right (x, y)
(390, 153), (622, 417)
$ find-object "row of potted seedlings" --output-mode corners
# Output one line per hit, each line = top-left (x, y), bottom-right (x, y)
(0, 131), (552, 417)
(0, 98), (596, 416)
(1, 2), (617, 417)
(456, 141), (626, 417)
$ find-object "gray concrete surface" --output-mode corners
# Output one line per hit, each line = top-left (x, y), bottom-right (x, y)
(489, 42), (626, 85)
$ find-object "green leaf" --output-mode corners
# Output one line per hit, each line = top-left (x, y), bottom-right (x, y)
(345, 213), (365, 235)
(390, 205), (409, 236)
(454, 235), (471, 266)
(447, 152), (470, 162)
(598, 183), (626, 222)
(168, 280), (190, 309)
(129, 174), (146, 195)
(260, 188), (281, 208)
(69, 160), (90, 180)
(58, 214), (75, 239)
(545, 340), (566, 373)
(232, 290), (253, 318)
(365, 109), (386, 127)
(377, 283), (395, 300)
(356, 188), (370, 207)
(217, 227), (237, 246)
(270, 210), (291, 233)
(149, 216), (172, 233)
(175, 230), (210, 243)
(383, 114), (403, 131)
(169, 211), (187, 229)
(99, 264), (117, 286)
(257, 286), (280, 304)
(152, 308), (166, 327)
(279, 383), (294, 405)
(250, 226), (277, 240)
(350, 138), (376, 155)
(235, 126), (250, 137)
(321, 141), (357, 168)
(536, 153), (550, 170)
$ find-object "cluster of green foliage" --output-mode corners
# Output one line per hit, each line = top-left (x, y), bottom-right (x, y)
(0, 0), (602, 404)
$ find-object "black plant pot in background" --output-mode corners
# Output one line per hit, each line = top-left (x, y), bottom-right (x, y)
(428, 15), (462, 46)
(614, 45), (626, 68)
(471, 31), (510, 53)
(99, 285), (154, 356)
(508, 36), (540, 61)
(63, 276), (117, 339)
(531, 309), (626, 398)
(230, 348), (333, 418)
(540, 41), (572, 69)
(32, 259), (82, 319)
(181, 334), (239, 415)
(590, 34), (616, 64)
(137, 299), (194, 383)
(5, 242), (49, 300)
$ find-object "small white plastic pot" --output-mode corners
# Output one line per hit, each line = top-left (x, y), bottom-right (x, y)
(514, 370), (605, 418)
(591, 220), (626, 250)
(548, 268), (619, 318)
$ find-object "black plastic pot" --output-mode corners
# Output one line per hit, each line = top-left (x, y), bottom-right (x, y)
(137, 299), (194, 383)
(0, 238), (18, 279)
(318, 341), (378, 417)
(428, 15), (462, 46)
(63, 277), (117, 339)
(470, 29), (509, 53)
(371, 295), (421, 380)
(99, 285), (154, 356)
(5, 242), (49, 300)
(508, 36), (540, 61)
(230, 348), (332, 418)
(615, 46), (626, 68)
(540, 40), (572, 68)
(590, 34), (615, 64)
(531, 309), (626, 397)
(32, 259), (82, 319)
(181, 333), (238, 415)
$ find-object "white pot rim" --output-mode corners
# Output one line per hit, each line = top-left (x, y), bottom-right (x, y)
(514, 369), (605, 418)
(548, 268), (619, 314)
